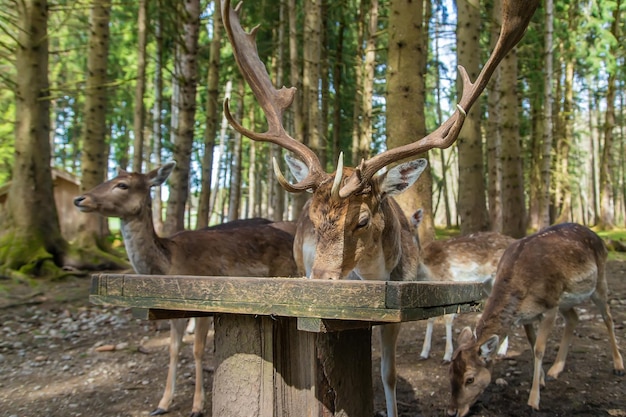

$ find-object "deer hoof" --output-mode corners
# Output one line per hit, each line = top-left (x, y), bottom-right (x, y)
(614, 369), (625, 377)
(150, 408), (168, 416)
(189, 412), (204, 417)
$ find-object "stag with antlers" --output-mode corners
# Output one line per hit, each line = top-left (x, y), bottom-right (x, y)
(222, 0), (538, 415)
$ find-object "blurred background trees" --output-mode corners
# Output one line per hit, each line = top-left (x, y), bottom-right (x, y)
(0, 0), (624, 277)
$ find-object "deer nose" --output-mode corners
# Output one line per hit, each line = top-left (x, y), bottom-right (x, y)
(73, 196), (85, 207)
(310, 268), (340, 280)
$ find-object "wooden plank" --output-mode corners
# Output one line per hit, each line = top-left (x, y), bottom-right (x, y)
(90, 274), (486, 324)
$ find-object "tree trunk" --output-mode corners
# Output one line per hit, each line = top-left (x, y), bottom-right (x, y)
(1, 0), (68, 278)
(132, 0), (147, 172)
(152, 0), (165, 234)
(386, 0), (434, 245)
(228, 81), (244, 221)
(456, 0), (489, 234)
(164, 0), (200, 235)
(537, 0), (553, 230)
(351, 0), (366, 167)
(486, 0), (503, 232)
(598, 0), (620, 230)
(197, 0), (222, 229)
(358, 0), (378, 165)
(76, 0), (112, 248)
(288, 0), (307, 218)
(303, 0), (323, 167)
(500, 46), (526, 238)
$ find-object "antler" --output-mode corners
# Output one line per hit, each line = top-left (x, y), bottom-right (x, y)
(223, 0), (539, 197)
(222, 0), (327, 192)
(338, 0), (540, 197)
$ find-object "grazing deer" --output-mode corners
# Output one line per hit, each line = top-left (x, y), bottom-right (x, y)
(74, 161), (298, 417)
(411, 210), (516, 362)
(447, 223), (625, 417)
(221, 1), (537, 415)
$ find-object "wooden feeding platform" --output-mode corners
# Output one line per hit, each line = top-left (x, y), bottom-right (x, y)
(90, 273), (487, 417)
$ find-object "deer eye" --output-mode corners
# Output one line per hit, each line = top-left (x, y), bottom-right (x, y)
(115, 183), (129, 190)
(465, 377), (475, 386)
(356, 214), (369, 229)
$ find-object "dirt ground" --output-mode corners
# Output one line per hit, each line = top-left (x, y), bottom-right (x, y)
(1, 261), (625, 417)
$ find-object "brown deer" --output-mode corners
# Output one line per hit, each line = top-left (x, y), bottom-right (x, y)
(447, 223), (624, 416)
(411, 210), (516, 362)
(221, 0), (538, 415)
(74, 161), (298, 417)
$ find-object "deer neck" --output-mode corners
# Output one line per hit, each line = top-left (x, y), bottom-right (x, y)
(119, 203), (171, 275)
(385, 199), (420, 281)
(474, 289), (518, 344)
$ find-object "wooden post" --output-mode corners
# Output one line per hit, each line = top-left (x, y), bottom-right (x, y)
(212, 314), (373, 417)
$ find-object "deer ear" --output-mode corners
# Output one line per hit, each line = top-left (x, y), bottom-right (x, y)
(148, 161), (176, 187)
(284, 154), (309, 183)
(379, 159), (427, 198)
(479, 335), (500, 359)
(457, 326), (475, 347)
(411, 208), (424, 228)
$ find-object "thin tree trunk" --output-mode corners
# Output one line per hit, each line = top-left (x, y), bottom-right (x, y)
(456, 0), (489, 234)
(76, 0), (112, 247)
(598, 0), (620, 229)
(358, 0), (378, 163)
(500, 46), (526, 237)
(486, 0), (503, 232)
(537, 0), (553, 230)
(152, 0), (165, 234)
(132, 0), (147, 172)
(303, 0), (323, 165)
(164, 0), (200, 235)
(228, 82), (244, 221)
(351, 0), (366, 166)
(197, 0), (222, 229)
(288, 0), (307, 217)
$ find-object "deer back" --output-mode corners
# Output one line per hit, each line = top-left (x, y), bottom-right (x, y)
(419, 232), (515, 284)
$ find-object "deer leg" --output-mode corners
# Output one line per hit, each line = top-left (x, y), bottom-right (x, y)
(523, 324), (543, 386)
(443, 313), (456, 363)
(380, 323), (400, 417)
(420, 317), (435, 360)
(590, 290), (625, 376)
(528, 308), (557, 411)
(152, 318), (187, 415)
(190, 317), (211, 417)
(547, 308), (578, 379)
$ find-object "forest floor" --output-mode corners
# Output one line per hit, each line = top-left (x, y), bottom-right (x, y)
(0, 261), (625, 417)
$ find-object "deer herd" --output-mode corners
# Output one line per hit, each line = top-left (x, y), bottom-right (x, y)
(72, 0), (624, 416)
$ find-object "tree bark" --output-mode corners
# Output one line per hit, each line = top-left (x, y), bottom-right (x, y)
(500, 47), (526, 238)
(197, 0), (222, 229)
(598, 0), (620, 230)
(76, 0), (112, 247)
(537, 0), (554, 230)
(164, 0), (200, 235)
(386, 0), (434, 245)
(132, 0), (148, 172)
(1, 0), (68, 278)
(456, 0), (489, 234)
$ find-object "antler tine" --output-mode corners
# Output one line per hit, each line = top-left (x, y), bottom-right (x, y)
(339, 0), (540, 198)
(222, 0), (326, 192)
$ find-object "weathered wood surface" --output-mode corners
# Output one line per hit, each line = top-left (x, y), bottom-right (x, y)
(90, 273), (486, 324)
